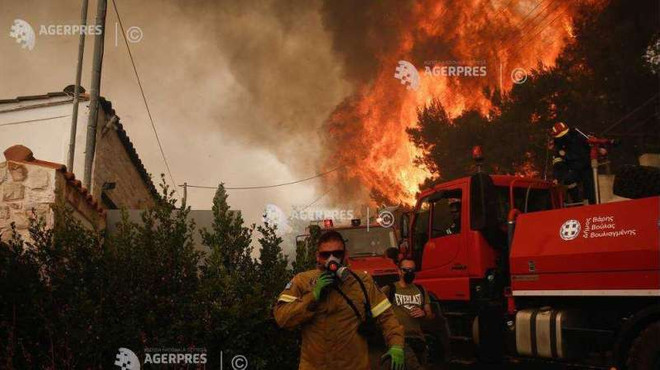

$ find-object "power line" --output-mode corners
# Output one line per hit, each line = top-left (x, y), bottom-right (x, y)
(503, 2), (567, 56)
(499, 0), (551, 47)
(181, 166), (343, 190)
(111, 0), (179, 196)
(499, 4), (571, 76)
(601, 94), (659, 135)
(516, 0), (559, 35)
(0, 114), (70, 127)
(301, 189), (332, 211)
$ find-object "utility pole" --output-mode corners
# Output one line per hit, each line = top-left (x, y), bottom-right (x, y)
(67, 0), (89, 171)
(83, 0), (107, 189)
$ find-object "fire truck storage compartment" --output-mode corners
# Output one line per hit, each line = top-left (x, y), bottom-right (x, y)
(510, 196), (659, 293)
(515, 308), (583, 359)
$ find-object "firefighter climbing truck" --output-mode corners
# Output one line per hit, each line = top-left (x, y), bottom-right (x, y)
(398, 168), (659, 369)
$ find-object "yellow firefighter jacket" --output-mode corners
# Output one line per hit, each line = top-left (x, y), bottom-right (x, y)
(274, 268), (404, 370)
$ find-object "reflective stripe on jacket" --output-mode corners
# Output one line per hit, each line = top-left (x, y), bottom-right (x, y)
(274, 269), (404, 370)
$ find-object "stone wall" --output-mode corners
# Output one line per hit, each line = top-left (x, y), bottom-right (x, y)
(0, 160), (56, 241)
(0, 160), (105, 242)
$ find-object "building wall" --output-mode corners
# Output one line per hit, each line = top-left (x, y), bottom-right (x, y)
(0, 96), (155, 209)
(0, 160), (56, 240)
(0, 101), (83, 173)
(0, 159), (106, 241)
(91, 109), (156, 209)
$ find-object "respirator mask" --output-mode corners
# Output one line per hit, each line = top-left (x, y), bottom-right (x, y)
(402, 268), (416, 284)
(325, 255), (350, 282)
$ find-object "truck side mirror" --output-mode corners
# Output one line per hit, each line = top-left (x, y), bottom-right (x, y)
(399, 212), (410, 239)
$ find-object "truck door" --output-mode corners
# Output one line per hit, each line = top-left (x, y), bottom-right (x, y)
(411, 189), (466, 272)
(423, 189), (465, 273)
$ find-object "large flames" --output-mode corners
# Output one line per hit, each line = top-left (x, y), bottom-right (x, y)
(323, 0), (586, 206)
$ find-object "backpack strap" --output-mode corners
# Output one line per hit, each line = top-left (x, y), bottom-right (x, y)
(414, 283), (426, 306)
(387, 283), (396, 303)
(332, 285), (362, 321)
(347, 269), (372, 319)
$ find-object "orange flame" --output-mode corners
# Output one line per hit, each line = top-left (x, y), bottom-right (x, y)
(324, 0), (584, 206)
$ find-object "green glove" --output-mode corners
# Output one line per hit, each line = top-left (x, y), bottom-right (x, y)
(312, 272), (334, 301)
(383, 345), (404, 370)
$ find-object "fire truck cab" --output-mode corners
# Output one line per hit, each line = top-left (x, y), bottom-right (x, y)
(402, 174), (559, 301)
(400, 170), (660, 369)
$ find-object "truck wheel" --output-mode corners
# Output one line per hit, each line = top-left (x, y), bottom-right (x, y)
(613, 165), (660, 199)
(626, 321), (660, 370)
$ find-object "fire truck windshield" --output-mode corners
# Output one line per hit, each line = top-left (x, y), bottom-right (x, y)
(341, 227), (397, 257)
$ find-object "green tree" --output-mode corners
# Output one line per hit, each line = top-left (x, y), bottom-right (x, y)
(197, 184), (262, 367)
(257, 221), (289, 299)
(103, 177), (201, 361)
(292, 225), (320, 274)
(408, 0), (659, 186)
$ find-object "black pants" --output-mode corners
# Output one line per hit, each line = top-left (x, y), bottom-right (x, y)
(404, 338), (428, 370)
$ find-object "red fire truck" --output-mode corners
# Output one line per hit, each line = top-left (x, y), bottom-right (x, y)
(397, 158), (659, 369)
(299, 219), (401, 286)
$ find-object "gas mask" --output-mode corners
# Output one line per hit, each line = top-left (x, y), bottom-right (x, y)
(325, 255), (349, 281)
(402, 268), (416, 284)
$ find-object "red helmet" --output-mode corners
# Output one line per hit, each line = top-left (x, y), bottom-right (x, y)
(551, 121), (569, 138)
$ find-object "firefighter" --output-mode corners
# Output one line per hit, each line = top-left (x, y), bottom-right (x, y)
(274, 230), (405, 370)
(445, 200), (461, 235)
(550, 121), (595, 204)
(382, 258), (435, 370)
(552, 155), (582, 203)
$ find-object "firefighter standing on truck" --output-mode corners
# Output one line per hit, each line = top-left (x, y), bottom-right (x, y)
(274, 230), (405, 370)
(550, 121), (595, 204)
(383, 258), (435, 370)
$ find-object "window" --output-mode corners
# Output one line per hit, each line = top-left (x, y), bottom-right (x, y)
(495, 186), (553, 224)
(412, 197), (431, 255)
(342, 227), (396, 257)
(431, 190), (462, 238)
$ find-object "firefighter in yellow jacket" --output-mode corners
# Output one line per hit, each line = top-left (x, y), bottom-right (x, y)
(274, 230), (405, 370)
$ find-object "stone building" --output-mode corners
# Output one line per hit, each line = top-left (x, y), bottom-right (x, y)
(0, 145), (106, 240)
(0, 87), (159, 239)
(0, 86), (158, 210)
